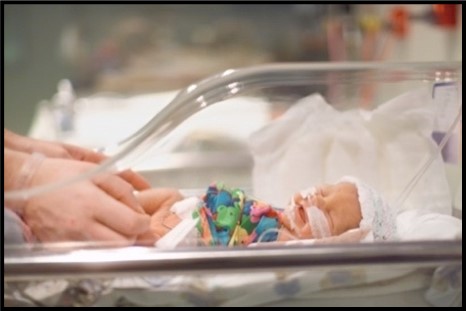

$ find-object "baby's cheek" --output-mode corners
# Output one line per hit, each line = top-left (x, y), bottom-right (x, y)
(278, 214), (293, 232)
(346, 198), (363, 230)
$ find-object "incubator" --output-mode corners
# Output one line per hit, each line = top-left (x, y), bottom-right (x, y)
(4, 62), (462, 307)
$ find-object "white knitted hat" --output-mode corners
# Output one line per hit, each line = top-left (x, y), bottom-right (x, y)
(339, 176), (397, 241)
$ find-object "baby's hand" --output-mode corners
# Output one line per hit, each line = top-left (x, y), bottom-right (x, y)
(135, 188), (184, 245)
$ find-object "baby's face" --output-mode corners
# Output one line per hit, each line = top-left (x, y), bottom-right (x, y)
(284, 182), (362, 239)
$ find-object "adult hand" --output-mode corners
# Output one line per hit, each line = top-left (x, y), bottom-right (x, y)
(23, 157), (151, 244)
(5, 129), (151, 191)
(5, 129), (99, 161)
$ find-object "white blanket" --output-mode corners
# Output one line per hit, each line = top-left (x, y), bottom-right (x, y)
(15, 215), (461, 307)
(249, 88), (452, 215)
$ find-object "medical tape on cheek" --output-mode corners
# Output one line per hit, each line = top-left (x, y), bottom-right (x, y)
(305, 205), (331, 239)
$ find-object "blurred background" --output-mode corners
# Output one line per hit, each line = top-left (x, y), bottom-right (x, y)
(4, 4), (461, 136)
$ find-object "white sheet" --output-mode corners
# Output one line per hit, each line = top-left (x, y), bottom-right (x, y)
(249, 88), (452, 215)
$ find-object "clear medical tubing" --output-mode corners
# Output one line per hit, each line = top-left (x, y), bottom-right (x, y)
(5, 62), (462, 202)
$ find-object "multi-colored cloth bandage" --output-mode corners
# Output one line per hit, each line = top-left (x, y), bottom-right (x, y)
(192, 183), (285, 246)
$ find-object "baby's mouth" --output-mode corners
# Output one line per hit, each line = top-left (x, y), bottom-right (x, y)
(298, 207), (307, 224)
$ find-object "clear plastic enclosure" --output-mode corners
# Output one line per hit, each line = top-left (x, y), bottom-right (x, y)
(4, 62), (462, 307)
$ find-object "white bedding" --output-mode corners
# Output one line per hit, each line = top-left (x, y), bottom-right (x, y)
(249, 88), (452, 215)
(8, 204), (460, 307)
(8, 88), (461, 307)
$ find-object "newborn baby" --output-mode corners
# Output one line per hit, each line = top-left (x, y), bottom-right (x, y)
(145, 176), (397, 249)
(280, 176), (397, 243)
(5, 177), (395, 247)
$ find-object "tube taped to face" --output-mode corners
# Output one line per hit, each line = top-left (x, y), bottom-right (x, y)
(298, 187), (331, 239)
(284, 187), (317, 232)
(305, 205), (331, 239)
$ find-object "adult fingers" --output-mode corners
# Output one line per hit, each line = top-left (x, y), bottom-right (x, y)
(117, 169), (151, 191)
(87, 222), (135, 246)
(28, 141), (74, 159)
(63, 143), (107, 164)
(93, 173), (145, 214)
(136, 188), (184, 215)
(63, 142), (150, 190)
(135, 231), (156, 246)
(93, 192), (151, 237)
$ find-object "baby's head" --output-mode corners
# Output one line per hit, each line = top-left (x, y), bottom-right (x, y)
(340, 176), (397, 241)
(280, 176), (397, 242)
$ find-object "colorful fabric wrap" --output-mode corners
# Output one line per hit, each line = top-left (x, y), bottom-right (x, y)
(193, 183), (285, 246)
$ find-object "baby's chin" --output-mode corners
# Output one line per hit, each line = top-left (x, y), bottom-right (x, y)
(276, 224), (313, 242)
(313, 228), (369, 244)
